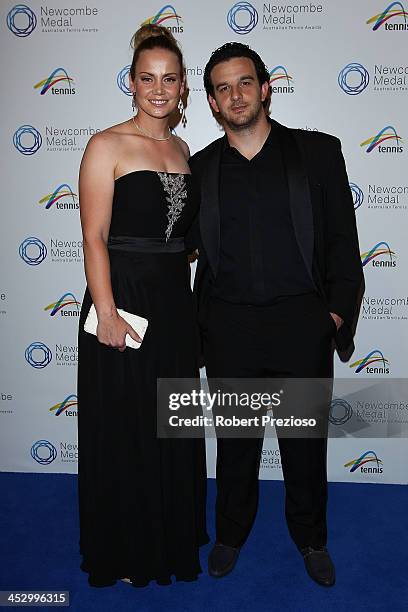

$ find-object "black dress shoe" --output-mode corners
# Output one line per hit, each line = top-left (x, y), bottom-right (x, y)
(300, 546), (335, 587)
(208, 542), (241, 578)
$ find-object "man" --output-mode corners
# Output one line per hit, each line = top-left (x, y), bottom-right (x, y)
(188, 43), (364, 587)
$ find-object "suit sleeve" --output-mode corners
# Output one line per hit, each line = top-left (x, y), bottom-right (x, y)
(184, 153), (201, 253)
(324, 138), (364, 327)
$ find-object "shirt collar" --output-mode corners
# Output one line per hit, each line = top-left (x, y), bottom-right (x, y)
(223, 116), (275, 154)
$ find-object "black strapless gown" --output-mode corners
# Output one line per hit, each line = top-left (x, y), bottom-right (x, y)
(77, 171), (209, 587)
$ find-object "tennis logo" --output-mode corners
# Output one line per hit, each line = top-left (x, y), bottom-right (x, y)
(142, 5), (183, 33)
(360, 126), (403, 153)
(269, 65), (294, 93)
(13, 125), (42, 155)
(349, 350), (390, 375)
(31, 440), (57, 464)
(25, 342), (53, 369)
(34, 68), (75, 95)
(19, 237), (47, 265)
(349, 183), (364, 210)
(338, 63), (370, 95)
(6, 4), (37, 37)
(227, 1), (258, 34)
(39, 184), (78, 210)
(367, 1), (408, 31)
(44, 293), (80, 317)
(344, 451), (383, 474)
(360, 242), (396, 268)
(49, 394), (78, 416)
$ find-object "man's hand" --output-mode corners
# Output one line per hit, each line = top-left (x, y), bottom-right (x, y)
(330, 312), (343, 331)
(188, 249), (199, 264)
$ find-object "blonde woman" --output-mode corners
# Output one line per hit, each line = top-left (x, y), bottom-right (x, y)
(77, 24), (208, 587)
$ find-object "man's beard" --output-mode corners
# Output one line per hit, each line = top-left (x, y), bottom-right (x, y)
(222, 101), (263, 132)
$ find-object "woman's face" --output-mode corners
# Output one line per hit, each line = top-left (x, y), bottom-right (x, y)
(130, 47), (184, 121)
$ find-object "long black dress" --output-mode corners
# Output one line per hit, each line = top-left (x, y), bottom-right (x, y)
(77, 170), (209, 587)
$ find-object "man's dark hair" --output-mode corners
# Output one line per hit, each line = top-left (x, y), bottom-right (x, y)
(203, 42), (270, 105)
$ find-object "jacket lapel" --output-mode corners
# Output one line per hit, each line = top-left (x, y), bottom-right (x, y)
(199, 137), (224, 278)
(274, 120), (315, 283)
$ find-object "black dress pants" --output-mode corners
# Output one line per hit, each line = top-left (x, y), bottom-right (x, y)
(203, 291), (335, 550)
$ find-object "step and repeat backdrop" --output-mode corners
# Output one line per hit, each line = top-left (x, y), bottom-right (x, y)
(1, 0), (407, 483)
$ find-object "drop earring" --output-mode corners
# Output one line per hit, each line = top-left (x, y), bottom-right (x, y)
(178, 98), (187, 128)
(131, 93), (137, 113)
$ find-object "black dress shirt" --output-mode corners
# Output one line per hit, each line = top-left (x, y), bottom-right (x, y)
(211, 122), (314, 305)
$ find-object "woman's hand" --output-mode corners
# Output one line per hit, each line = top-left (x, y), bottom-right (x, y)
(97, 312), (142, 352)
(329, 312), (343, 331)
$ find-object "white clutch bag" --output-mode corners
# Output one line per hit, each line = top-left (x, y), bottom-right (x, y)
(84, 304), (148, 349)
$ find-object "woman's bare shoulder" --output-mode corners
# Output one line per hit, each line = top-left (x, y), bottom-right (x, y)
(173, 134), (190, 160)
(90, 120), (132, 144)
(83, 121), (135, 161)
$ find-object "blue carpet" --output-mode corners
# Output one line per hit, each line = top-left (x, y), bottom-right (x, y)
(0, 473), (407, 611)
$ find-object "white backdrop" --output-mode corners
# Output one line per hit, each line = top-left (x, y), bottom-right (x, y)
(1, 0), (408, 484)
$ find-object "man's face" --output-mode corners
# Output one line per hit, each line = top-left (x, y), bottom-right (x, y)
(208, 57), (269, 131)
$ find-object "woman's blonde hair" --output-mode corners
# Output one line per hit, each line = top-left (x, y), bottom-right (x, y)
(129, 24), (185, 81)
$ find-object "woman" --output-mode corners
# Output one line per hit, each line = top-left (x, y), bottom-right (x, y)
(77, 24), (208, 587)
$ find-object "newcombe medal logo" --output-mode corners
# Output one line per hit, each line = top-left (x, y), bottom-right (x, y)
(13, 125), (42, 155)
(349, 183), (364, 209)
(227, 2), (258, 34)
(338, 63), (370, 95)
(19, 237), (47, 265)
(6, 4), (37, 37)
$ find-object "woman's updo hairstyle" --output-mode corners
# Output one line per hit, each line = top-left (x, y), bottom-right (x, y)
(129, 24), (185, 81)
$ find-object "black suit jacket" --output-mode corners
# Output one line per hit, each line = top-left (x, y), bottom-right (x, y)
(187, 119), (365, 354)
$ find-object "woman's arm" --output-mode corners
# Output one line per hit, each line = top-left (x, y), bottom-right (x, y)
(79, 132), (141, 350)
